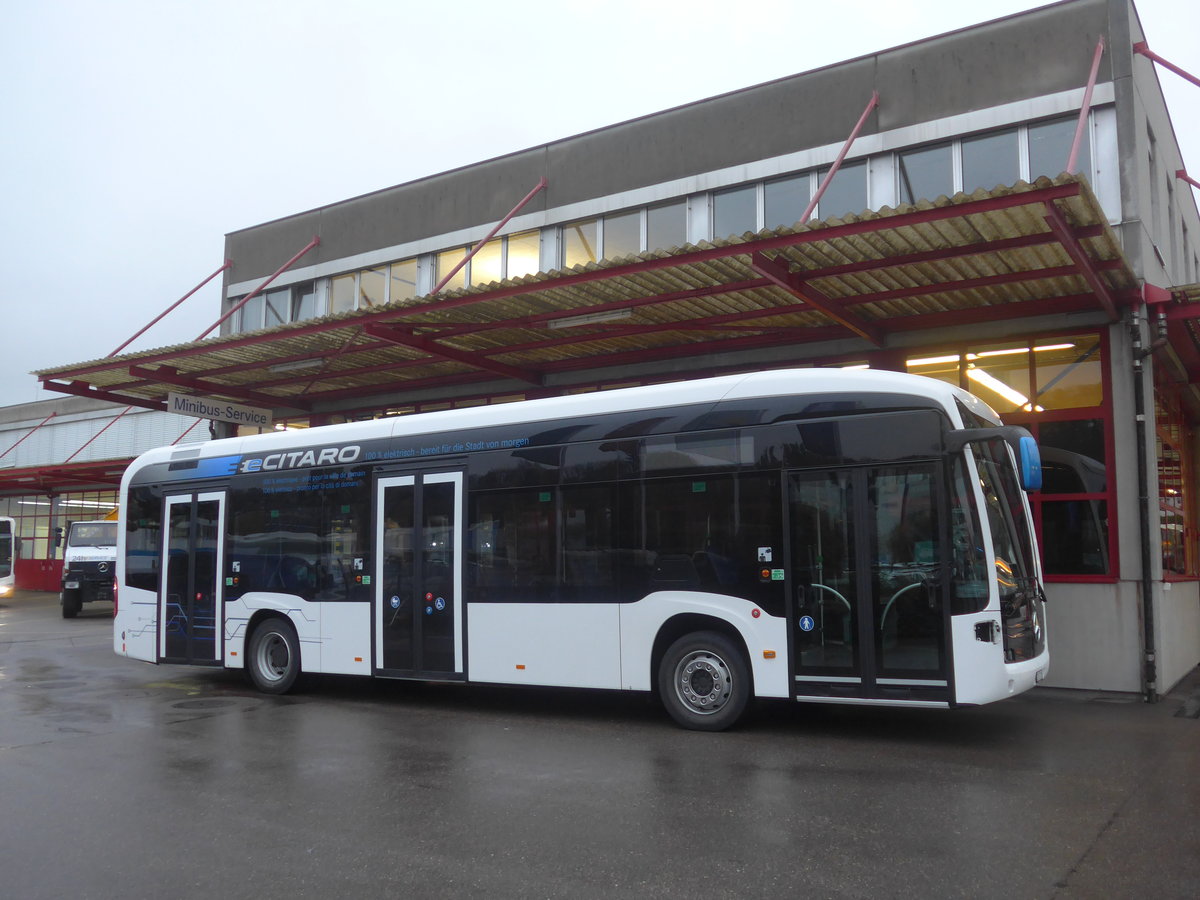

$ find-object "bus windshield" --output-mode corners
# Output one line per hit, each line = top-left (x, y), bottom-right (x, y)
(69, 523), (118, 547)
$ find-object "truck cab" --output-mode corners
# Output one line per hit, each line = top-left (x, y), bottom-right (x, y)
(61, 520), (117, 618)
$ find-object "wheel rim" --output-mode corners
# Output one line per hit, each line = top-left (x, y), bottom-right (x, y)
(673, 649), (733, 716)
(256, 631), (290, 683)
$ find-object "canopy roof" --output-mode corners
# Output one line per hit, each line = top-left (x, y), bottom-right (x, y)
(34, 175), (1200, 428)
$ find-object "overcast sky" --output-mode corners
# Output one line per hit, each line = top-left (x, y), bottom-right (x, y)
(2, 0), (1197, 410)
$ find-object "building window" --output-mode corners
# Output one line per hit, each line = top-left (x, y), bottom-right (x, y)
(712, 185), (757, 239)
(603, 210), (641, 260)
(1156, 387), (1197, 577)
(898, 143), (953, 204)
(359, 268), (386, 308)
(237, 294), (265, 331)
(506, 230), (540, 278)
(765, 173), (811, 229)
(962, 129), (1019, 194)
(471, 238), (504, 286)
(562, 219), (599, 268)
(390, 258), (418, 301)
(907, 333), (1113, 578)
(436, 247), (468, 290)
(647, 201), (686, 251)
(291, 282), (318, 321)
(1029, 115), (1089, 180)
(262, 288), (291, 327)
(817, 160), (868, 220)
(331, 274), (357, 314)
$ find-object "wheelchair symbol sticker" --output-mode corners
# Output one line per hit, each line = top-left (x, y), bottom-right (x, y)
(799, 615), (815, 632)
(435, 597), (446, 611)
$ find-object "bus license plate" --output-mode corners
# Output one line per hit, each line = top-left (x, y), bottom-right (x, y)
(64, 581), (80, 589)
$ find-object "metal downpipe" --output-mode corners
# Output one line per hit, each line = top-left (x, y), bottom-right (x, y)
(1130, 306), (1158, 703)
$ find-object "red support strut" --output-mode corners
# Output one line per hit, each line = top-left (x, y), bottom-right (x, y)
(1068, 39), (1105, 175)
(199, 237), (321, 340)
(800, 92), (879, 225)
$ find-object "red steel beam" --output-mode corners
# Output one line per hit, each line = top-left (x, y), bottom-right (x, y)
(361, 323), (544, 385)
(430, 177), (548, 295)
(41, 181), (1087, 383)
(1179, 169), (1200, 192)
(1042, 201), (1119, 320)
(109, 261), (232, 357)
(198, 236), (320, 340)
(1133, 42), (1200, 89)
(127, 365), (312, 412)
(800, 91), (878, 225)
(40, 380), (168, 413)
(1068, 39), (1105, 174)
(750, 251), (885, 345)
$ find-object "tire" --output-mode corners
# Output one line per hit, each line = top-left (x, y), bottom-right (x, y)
(657, 630), (751, 731)
(61, 589), (81, 619)
(247, 617), (301, 695)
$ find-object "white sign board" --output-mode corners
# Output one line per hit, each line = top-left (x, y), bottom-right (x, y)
(167, 392), (273, 429)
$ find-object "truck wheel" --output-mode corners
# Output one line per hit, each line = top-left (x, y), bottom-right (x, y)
(247, 617), (301, 694)
(657, 630), (751, 731)
(61, 589), (81, 619)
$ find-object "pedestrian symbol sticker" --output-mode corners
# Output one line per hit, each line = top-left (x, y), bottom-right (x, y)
(799, 615), (815, 632)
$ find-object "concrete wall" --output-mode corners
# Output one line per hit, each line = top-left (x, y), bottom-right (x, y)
(1043, 581), (1143, 692)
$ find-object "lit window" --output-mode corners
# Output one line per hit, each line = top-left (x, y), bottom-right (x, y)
(330, 274), (356, 315)
(506, 231), (540, 278)
(472, 239), (503, 286)
(562, 219), (598, 268)
(359, 269), (386, 307)
(436, 248), (467, 291)
(390, 259), (417, 301)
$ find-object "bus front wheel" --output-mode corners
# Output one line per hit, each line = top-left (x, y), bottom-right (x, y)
(61, 589), (81, 619)
(247, 617), (301, 695)
(658, 631), (750, 731)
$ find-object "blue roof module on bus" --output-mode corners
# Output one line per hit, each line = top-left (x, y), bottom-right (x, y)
(165, 454), (242, 480)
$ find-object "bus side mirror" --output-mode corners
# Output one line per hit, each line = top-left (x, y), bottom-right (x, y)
(945, 426), (1042, 492)
(54, 527), (63, 549)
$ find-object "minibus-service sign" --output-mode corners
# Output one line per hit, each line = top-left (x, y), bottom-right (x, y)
(168, 392), (273, 428)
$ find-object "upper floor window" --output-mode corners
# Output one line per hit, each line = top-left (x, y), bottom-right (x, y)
(898, 143), (953, 204)
(1029, 115), (1090, 179)
(765, 173), (811, 229)
(647, 201), (686, 251)
(817, 160), (868, 220)
(962, 129), (1019, 194)
(713, 185), (758, 239)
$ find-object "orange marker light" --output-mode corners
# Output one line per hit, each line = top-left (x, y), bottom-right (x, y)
(763, 650), (776, 659)
(516, 664), (526, 670)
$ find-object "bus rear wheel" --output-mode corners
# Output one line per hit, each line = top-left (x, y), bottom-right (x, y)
(247, 617), (301, 695)
(658, 631), (750, 731)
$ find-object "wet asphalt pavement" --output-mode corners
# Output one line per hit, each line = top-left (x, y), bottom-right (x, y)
(1, 589), (1197, 899)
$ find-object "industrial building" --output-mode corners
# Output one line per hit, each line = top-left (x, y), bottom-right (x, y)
(6, 0), (1199, 697)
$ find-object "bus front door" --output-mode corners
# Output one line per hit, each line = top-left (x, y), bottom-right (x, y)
(374, 472), (464, 679)
(788, 465), (949, 704)
(159, 492), (225, 665)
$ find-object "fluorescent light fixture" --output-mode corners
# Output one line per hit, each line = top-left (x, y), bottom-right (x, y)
(547, 309), (632, 329)
(907, 354), (961, 367)
(268, 358), (325, 374)
(840, 364), (870, 370)
(966, 367), (1043, 411)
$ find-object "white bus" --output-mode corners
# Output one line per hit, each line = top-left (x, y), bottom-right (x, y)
(0, 516), (15, 598)
(115, 369), (1048, 730)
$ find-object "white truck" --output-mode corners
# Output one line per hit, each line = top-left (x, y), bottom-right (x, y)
(61, 520), (117, 618)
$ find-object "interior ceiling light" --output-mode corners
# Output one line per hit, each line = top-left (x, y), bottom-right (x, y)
(966, 367), (1043, 411)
